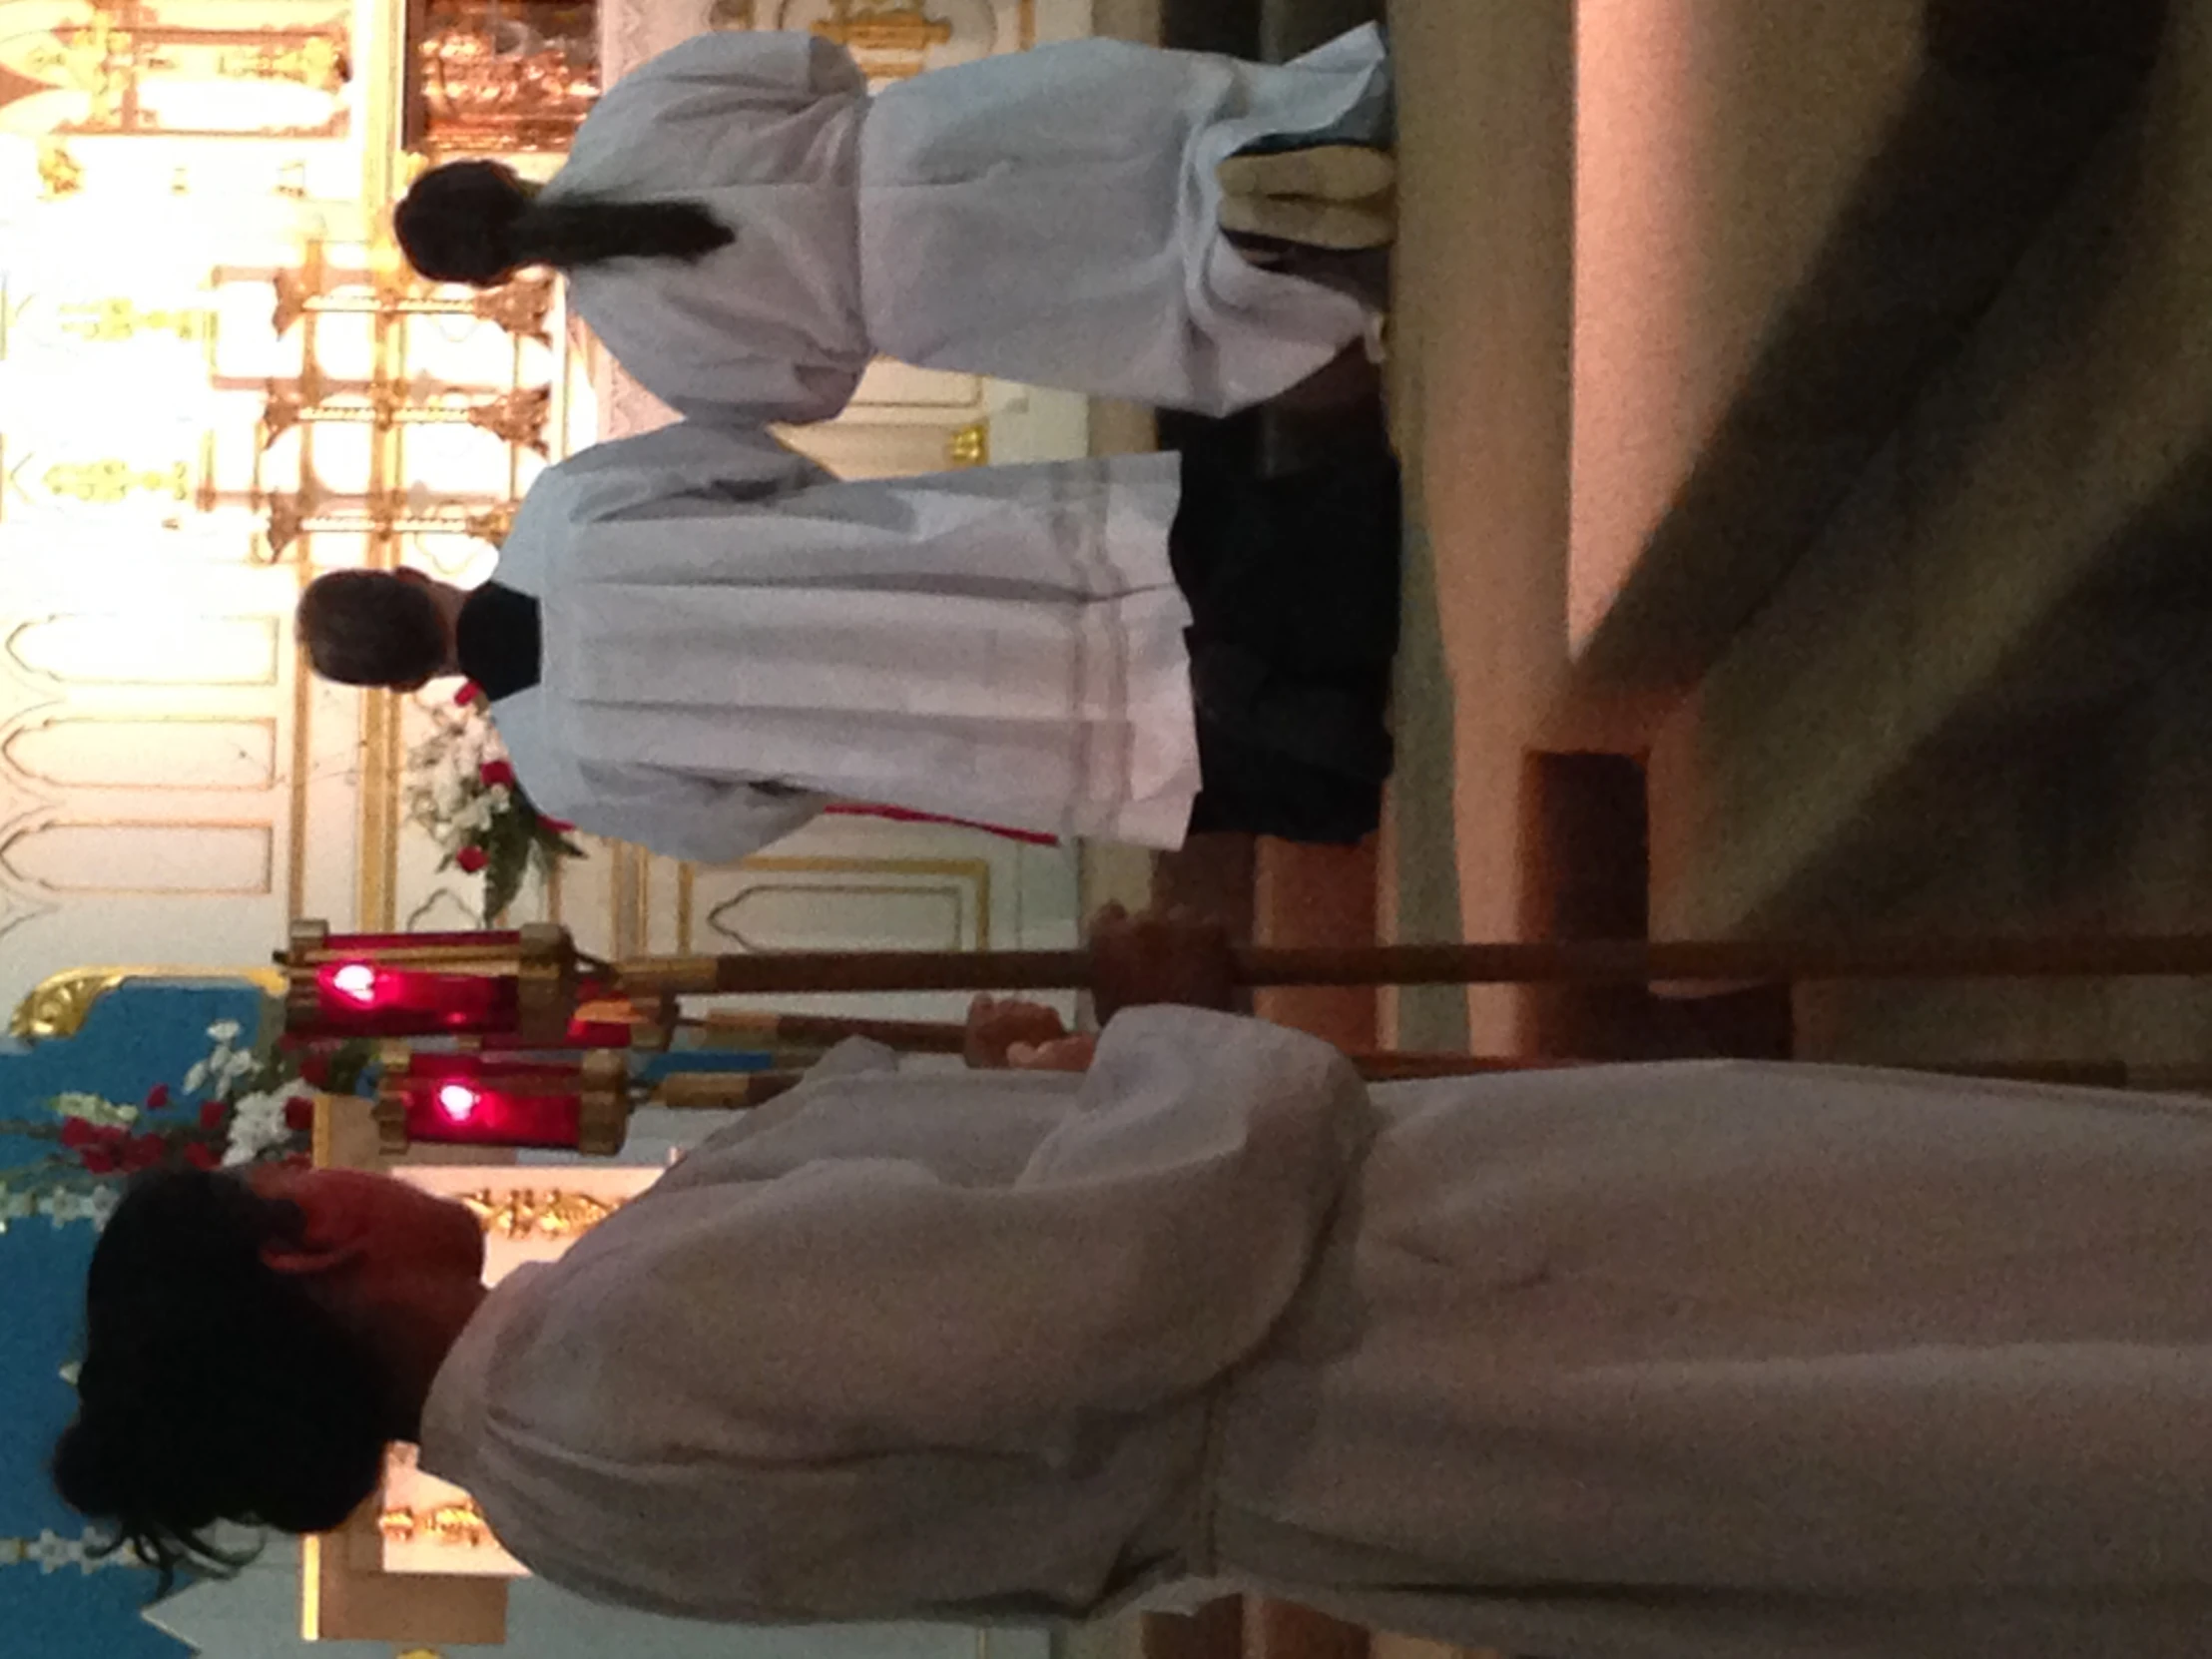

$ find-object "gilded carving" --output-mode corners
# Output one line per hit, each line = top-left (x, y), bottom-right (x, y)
(8, 968), (128, 1042)
(472, 276), (555, 343)
(812, 1), (954, 55)
(946, 420), (989, 468)
(218, 35), (349, 95)
(466, 503), (517, 548)
(36, 140), (82, 200)
(42, 460), (192, 505)
(458, 1188), (628, 1241)
(465, 387), (552, 454)
(8, 965), (285, 1042)
(380, 1498), (499, 1549)
(57, 299), (212, 344)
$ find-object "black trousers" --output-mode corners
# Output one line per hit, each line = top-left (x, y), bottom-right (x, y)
(1167, 445), (1403, 844)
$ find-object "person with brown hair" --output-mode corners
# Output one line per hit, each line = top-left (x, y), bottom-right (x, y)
(392, 27), (1394, 424)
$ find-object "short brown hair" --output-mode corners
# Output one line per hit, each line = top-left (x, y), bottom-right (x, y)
(296, 571), (447, 688)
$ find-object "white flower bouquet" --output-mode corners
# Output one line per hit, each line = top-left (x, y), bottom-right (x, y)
(404, 683), (585, 920)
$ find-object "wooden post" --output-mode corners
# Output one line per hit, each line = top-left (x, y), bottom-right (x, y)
(653, 1070), (810, 1111)
(690, 1007), (971, 1053)
(615, 932), (2212, 998)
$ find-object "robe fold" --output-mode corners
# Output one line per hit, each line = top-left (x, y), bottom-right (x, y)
(422, 1008), (2212, 1657)
(486, 421), (1201, 861)
(546, 27), (1388, 421)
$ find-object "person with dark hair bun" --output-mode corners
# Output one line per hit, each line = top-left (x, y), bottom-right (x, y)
(53, 1166), (480, 1588)
(52, 911), (2212, 1656)
(390, 27), (1394, 424)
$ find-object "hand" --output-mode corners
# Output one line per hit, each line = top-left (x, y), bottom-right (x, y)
(964, 994), (1070, 1069)
(1005, 1033), (1100, 1073)
(1086, 903), (1238, 1022)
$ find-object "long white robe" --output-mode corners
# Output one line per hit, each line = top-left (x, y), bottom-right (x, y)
(547, 28), (1386, 422)
(486, 421), (1200, 861)
(420, 1009), (2212, 1657)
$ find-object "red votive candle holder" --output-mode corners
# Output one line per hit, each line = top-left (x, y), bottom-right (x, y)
(308, 960), (520, 1037)
(284, 920), (579, 1045)
(477, 1018), (637, 1052)
(376, 1051), (628, 1156)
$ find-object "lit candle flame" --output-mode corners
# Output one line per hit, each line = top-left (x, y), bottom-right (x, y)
(435, 1082), (478, 1122)
(329, 961), (377, 1003)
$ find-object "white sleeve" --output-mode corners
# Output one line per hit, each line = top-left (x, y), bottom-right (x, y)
(540, 1007), (1375, 1448)
(632, 29), (866, 103)
(507, 422), (827, 555)
(559, 419), (833, 500)
(666, 367), (862, 429)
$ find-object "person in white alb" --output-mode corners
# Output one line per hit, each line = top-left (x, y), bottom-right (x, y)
(391, 27), (1395, 423)
(295, 419), (1403, 858)
(58, 908), (2212, 1659)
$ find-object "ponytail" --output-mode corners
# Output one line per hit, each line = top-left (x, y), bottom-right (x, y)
(395, 160), (734, 287)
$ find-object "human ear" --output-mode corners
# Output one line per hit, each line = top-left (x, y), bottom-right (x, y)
(255, 1178), (365, 1277)
(259, 1234), (360, 1277)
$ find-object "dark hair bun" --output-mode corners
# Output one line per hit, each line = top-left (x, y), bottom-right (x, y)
(51, 1170), (396, 1588)
(395, 160), (533, 286)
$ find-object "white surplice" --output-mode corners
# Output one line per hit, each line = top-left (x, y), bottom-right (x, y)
(547, 28), (1386, 421)
(420, 1008), (2212, 1657)
(484, 421), (1200, 861)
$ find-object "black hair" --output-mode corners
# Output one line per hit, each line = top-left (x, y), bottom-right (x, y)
(394, 159), (735, 288)
(296, 570), (448, 688)
(52, 1170), (395, 1591)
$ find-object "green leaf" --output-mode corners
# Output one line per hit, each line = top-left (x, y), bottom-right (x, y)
(482, 814), (532, 922)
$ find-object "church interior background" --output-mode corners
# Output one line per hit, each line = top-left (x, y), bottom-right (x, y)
(0, 2), (1107, 1653)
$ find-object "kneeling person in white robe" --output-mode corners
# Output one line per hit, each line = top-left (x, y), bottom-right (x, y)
(55, 912), (2212, 1659)
(296, 420), (1401, 858)
(391, 27), (1393, 422)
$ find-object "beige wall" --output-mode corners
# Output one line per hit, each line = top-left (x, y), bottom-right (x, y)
(1569, 0), (1923, 648)
(1091, 0), (1162, 44)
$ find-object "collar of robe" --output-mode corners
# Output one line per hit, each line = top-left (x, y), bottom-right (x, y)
(454, 581), (542, 702)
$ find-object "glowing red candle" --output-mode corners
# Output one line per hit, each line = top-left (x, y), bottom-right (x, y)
(393, 1055), (584, 1150)
(378, 1051), (630, 1155)
(305, 959), (520, 1038)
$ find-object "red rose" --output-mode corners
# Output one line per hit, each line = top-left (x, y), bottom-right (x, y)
(479, 759), (516, 789)
(79, 1146), (119, 1175)
(297, 1053), (332, 1087)
(123, 1133), (167, 1172)
(183, 1143), (221, 1171)
(454, 680), (483, 706)
(59, 1118), (100, 1150)
(455, 844), (488, 873)
(199, 1100), (227, 1132)
(539, 815), (575, 833)
(283, 1096), (315, 1132)
(143, 1084), (170, 1111)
